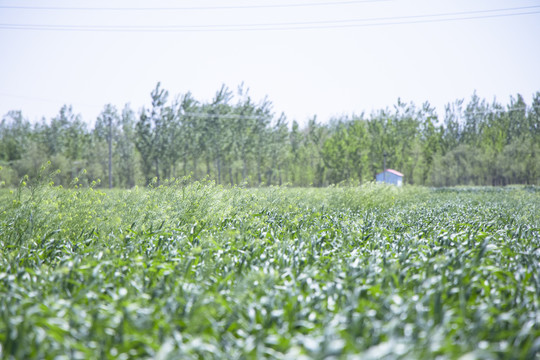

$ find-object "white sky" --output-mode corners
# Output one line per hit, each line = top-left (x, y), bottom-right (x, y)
(1, 0), (539, 126)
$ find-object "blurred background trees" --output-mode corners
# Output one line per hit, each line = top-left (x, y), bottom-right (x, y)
(1, 85), (538, 187)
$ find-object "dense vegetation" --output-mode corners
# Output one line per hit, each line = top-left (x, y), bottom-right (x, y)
(1, 84), (539, 188)
(1, 171), (539, 358)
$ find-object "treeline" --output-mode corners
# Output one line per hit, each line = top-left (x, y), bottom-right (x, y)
(0, 83), (539, 187)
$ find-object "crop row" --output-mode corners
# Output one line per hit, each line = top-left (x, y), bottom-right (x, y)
(0, 180), (539, 359)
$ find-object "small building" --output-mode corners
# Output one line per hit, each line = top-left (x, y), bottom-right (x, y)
(376, 169), (404, 186)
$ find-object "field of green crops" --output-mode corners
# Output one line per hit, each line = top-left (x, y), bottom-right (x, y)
(1, 176), (539, 359)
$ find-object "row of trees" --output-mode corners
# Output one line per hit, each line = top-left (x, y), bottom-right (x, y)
(1, 83), (538, 187)
(322, 94), (539, 186)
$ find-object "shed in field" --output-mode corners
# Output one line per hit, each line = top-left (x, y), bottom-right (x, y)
(376, 169), (404, 186)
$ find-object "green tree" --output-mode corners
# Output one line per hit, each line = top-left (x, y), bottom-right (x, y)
(136, 82), (171, 185)
(93, 104), (120, 188)
(0, 111), (31, 163)
(175, 93), (199, 178)
(305, 117), (329, 186)
(116, 104), (139, 187)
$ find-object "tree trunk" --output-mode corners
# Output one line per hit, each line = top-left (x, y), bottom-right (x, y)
(216, 155), (221, 184)
(128, 163), (135, 188)
(108, 117), (113, 189)
(155, 158), (160, 186)
(241, 146), (247, 181)
(183, 153), (187, 177)
(257, 156), (262, 186)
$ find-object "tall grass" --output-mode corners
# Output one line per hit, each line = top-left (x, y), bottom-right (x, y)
(0, 172), (539, 359)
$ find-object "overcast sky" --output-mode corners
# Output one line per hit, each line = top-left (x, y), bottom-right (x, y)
(1, 0), (539, 126)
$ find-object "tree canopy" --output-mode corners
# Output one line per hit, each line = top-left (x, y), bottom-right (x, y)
(1, 85), (538, 187)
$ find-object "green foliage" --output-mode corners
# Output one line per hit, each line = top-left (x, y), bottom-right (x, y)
(1, 176), (539, 359)
(1, 86), (539, 188)
(136, 83), (172, 185)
